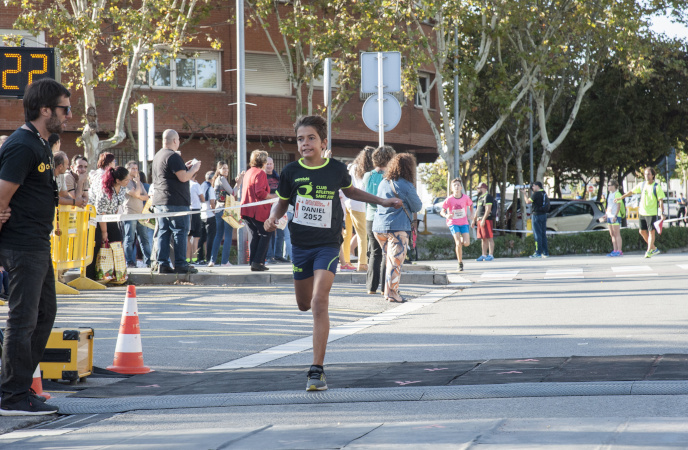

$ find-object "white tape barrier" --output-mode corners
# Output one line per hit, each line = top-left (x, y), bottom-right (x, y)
(94, 198), (278, 223)
(492, 217), (685, 236)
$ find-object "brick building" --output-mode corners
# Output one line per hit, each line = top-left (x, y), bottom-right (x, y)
(1, 5), (439, 176)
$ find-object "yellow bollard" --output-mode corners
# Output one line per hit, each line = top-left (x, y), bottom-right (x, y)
(419, 212), (433, 235)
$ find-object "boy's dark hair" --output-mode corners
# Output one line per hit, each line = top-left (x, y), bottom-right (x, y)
(451, 178), (462, 185)
(294, 115), (327, 141)
(644, 167), (656, 177)
(48, 133), (60, 148)
(23, 78), (71, 122)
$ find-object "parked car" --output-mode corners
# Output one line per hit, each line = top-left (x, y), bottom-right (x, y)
(504, 198), (569, 230)
(546, 200), (607, 233)
(426, 196), (446, 214)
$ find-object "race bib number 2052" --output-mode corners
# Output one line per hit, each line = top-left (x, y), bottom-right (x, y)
(293, 196), (333, 228)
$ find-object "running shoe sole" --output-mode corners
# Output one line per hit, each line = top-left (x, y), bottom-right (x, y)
(306, 372), (328, 391)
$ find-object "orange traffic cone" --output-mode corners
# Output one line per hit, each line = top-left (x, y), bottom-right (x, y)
(31, 364), (51, 400)
(107, 285), (151, 374)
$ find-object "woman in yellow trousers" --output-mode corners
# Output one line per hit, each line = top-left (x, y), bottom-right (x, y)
(342, 147), (374, 271)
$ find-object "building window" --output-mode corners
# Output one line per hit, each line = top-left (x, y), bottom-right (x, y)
(415, 73), (431, 108)
(137, 52), (220, 91)
(245, 53), (291, 96)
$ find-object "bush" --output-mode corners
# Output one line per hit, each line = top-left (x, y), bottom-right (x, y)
(416, 226), (688, 260)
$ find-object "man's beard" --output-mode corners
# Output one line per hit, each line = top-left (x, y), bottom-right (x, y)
(46, 111), (64, 134)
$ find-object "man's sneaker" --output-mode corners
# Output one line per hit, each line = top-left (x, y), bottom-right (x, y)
(175, 265), (198, 274)
(207, 261), (215, 267)
(157, 264), (175, 274)
(458, 262), (464, 272)
(645, 250), (652, 258)
(476, 255), (485, 262)
(541, 254), (549, 259)
(651, 248), (660, 256)
(29, 388), (47, 403)
(529, 253), (542, 259)
(485, 255), (494, 261)
(0, 397), (58, 416)
(306, 367), (327, 391)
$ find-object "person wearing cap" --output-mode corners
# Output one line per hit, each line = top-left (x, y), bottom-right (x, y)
(472, 182), (495, 261)
(523, 181), (550, 258)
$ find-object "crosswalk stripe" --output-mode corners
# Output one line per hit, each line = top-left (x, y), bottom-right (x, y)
(611, 265), (652, 272)
(545, 268), (584, 279)
(480, 270), (519, 279)
(678, 264), (688, 270)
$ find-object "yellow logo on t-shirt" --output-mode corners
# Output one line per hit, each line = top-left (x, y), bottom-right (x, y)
(38, 162), (46, 172)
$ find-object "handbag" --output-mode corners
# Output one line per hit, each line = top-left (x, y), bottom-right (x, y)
(109, 241), (128, 285)
(139, 198), (156, 230)
(387, 180), (417, 248)
(95, 241), (115, 283)
(222, 195), (244, 229)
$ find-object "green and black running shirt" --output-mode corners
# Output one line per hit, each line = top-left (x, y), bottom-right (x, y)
(277, 158), (352, 249)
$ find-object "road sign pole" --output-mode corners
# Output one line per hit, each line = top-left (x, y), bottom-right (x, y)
(324, 58), (332, 151)
(236, 0), (248, 265)
(377, 52), (384, 147)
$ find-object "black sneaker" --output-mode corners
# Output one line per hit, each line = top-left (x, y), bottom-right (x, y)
(157, 264), (175, 274)
(459, 262), (464, 272)
(306, 366), (327, 391)
(29, 388), (47, 403)
(175, 265), (198, 274)
(0, 397), (58, 416)
(250, 263), (269, 272)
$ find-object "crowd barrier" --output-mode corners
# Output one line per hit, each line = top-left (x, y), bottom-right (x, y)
(52, 205), (105, 295)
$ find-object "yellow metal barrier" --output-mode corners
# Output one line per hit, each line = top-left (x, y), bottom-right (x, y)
(627, 206), (639, 220)
(51, 205), (105, 294)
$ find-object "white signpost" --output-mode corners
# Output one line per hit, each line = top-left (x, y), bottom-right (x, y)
(137, 103), (155, 177)
(360, 51), (402, 146)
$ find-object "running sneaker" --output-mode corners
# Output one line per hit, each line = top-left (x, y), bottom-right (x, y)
(645, 250), (652, 258)
(541, 254), (549, 259)
(458, 262), (464, 272)
(529, 253), (542, 259)
(485, 255), (494, 261)
(306, 366), (327, 391)
(651, 248), (660, 256)
(616, 251), (623, 257)
(0, 397), (58, 416)
(339, 263), (356, 271)
(476, 255), (485, 262)
(207, 261), (215, 267)
(607, 251), (618, 257)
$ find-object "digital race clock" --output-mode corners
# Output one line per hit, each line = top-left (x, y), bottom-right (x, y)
(0, 47), (59, 98)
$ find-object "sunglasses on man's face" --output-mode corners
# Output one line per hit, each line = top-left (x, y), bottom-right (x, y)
(54, 105), (72, 115)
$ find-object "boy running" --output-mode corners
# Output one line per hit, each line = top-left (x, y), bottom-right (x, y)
(264, 115), (401, 391)
(441, 178), (473, 271)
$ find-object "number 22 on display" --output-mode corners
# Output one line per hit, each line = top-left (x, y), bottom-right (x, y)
(1, 53), (48, 90)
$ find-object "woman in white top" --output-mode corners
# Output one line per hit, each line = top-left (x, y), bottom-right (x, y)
(342, 147), (374, 271)
(209, 161), (244, 266)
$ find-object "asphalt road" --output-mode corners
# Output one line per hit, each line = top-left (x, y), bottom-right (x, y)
(1, 251), (687, 448)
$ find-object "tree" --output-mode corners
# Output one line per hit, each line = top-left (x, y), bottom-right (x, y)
(8, 0), (220, 168)
(418, 158), (448, 198)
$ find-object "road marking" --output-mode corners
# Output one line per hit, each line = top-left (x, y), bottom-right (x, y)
(678, 264), (688, 270)
(544, 268), (584, 279)
(611, 265), (657, 277)
(479, 270), (519, 280)
(207, 289), (458, 370)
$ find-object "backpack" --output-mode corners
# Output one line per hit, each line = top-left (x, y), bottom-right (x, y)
(606, 191), (626, 218)
(542, 192), (551, 213)
(640, 181), (658, 204)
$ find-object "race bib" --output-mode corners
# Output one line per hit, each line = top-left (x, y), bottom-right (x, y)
(293, 196), (332, 228)
(452, 208), (466, 219)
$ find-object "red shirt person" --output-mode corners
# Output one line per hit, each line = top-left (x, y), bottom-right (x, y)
(241, 150), (275, 270)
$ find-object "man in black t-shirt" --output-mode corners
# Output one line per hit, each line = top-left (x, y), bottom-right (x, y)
(152, 129), (201, 274)
(265, 115), (401, 392)
(523, 181), (550, 258)
(472, 182), (495, 261)
(0, 79), (72, 416)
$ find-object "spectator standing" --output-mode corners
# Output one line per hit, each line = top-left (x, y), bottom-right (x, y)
(472, 182), (495, 261)
(241, 150), (274, 271)
(0, 78), (72, 415)
(198, 171), (216, 263)
(343, 147), (374, 272)
(601, 179), (624, 257)
(441, 179), (473, 272)
(53, 151), (78, 206)
(264, 157), (288, 263)
(616, 167), (665, 258)
(187, 173), (204, 263)
(65, 155), (89, 206)
(88, 152), (116, 206)
(209, 161), (244, 267)
(523, 181), (550, 258)
(362, 145), (396, 295)
(677, 192), (686, 225)
(122, 161), (151, 268)
(373, 154), (422, 303)
(86, 167), (130, 280)
(152, 129), (201, 274)
(0, 266), (8, 299)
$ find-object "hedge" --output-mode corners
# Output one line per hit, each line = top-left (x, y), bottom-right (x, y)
(416, 226), (688, 260)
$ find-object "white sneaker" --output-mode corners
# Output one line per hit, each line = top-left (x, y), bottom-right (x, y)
(207, 262), (215, 267)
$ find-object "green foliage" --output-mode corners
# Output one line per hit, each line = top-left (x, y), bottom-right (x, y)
(417, 226), (688, 260)
(418, 159), (448, 197)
